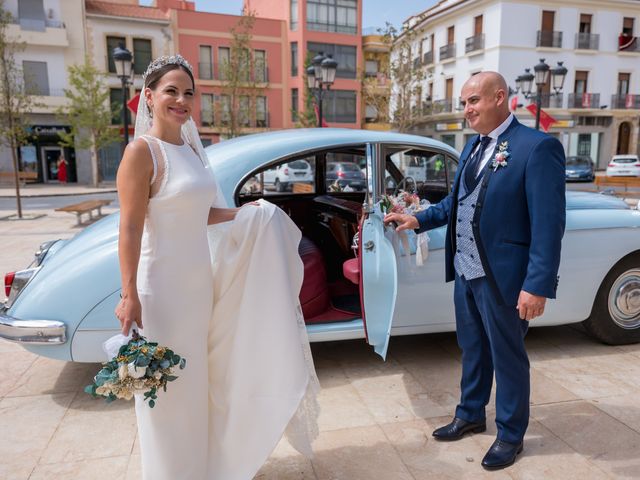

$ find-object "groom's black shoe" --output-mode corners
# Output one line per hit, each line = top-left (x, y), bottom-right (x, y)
(481, 439), (523, 470)
(432, 417), (486, 441)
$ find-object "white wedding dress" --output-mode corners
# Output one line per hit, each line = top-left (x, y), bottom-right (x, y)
(133, 134), (319, 480)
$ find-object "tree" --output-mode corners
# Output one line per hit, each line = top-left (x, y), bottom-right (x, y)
(360, 34), (391, 126)
(56, 57), (120, 187)
(386, 23), (426, 133)
(0, 2), (40, 219)
(217, 8), (267, 138)
(294, 52), (319, 128)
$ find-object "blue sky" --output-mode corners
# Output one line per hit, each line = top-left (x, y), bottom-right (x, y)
(140, 1), (437, 30)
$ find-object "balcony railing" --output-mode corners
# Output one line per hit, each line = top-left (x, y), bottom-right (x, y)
(465, 34), (485, 53)
(253, 66), (269, 83)
(256, 112), (270, 128)
(423, 50), (434, 65)
(538, 93), (563, 108)
(568, 93), (600, 108)
(198, 63), (213, 80)
(537, 30), (562, 48)
(575, 32), (599, 50)
(611, 94), (640, 109)
(439, 43), (456, 61)
(618, 35), (640, 52)
(432, 99), (454, 113)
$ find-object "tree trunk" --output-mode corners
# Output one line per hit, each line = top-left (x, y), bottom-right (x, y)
(91, 132), (99, 188)
(9, 137), (23, 219)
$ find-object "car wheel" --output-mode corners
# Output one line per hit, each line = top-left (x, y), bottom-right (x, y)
(583, 253), (640, 345)
(275, 178), (284, 192)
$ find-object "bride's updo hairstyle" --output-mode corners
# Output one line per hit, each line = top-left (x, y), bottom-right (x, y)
(143, 55), (195, 91)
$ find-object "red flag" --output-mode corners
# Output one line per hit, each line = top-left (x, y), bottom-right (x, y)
(625, 94), (634, 109)
(525, 103), (558, 132)
(510, 96), (518, 112)
(581, 93), (592, 108)
(313, 103), (329, 127)
(127, 93), (141, 114)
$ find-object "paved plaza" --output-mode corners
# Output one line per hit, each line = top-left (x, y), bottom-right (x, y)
(1, 204), (640, 479)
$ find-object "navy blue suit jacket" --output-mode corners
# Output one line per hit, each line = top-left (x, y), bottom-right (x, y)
(415, 117), (566, 306)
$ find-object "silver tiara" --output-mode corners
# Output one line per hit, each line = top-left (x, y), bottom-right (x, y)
(142, 54), (193, 83)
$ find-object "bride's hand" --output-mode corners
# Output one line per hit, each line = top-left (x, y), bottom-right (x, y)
(115, 294), (143, 335)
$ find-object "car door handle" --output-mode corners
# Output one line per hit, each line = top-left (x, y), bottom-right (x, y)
(364, 240), (375, 251)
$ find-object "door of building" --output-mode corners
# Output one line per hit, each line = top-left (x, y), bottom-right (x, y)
(41, 146), (63, 183)
(617, 122), (631, 154)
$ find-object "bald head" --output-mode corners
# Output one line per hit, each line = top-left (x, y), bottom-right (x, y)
(461, 71), (511, 135)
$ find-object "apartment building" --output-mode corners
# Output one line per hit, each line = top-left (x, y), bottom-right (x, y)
(398, 0), (640, 168)
(248, 0), (363, 129)
(84, 0), (173, 180)
(0, 0), (86, 183)
(361, 30), (391, 130)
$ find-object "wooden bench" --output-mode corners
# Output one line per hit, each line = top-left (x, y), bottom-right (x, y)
(594, 176), (640, 192)
(55, 199), (112, 226)
(0, 171), (38, 185)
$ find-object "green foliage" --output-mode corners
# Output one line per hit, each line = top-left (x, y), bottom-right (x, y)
(294, 52), (319, 128)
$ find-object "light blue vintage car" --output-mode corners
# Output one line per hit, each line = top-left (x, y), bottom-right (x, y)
(2, 129), (640, 362)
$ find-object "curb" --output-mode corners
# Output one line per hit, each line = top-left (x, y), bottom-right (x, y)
(0, 189), (117, 199)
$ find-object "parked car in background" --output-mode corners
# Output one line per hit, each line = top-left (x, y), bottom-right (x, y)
(262, 159), (313, 191)
(606, 155), (640, 177)
(3, 129), (640, 364)
(326, 161), (366, 191)
(565, 155), (595, 182)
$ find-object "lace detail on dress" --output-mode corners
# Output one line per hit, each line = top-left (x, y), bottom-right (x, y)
(140, 135), (169, 198)
(284, 301), (320, 458)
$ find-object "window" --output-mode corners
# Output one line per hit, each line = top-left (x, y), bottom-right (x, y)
(306, 0), (357, 34)
(22, 61), (49, 95)
(579, 14), (592, 34)
(256, 96), (268, 127)
(474, 15), (483, 35)
(199, 46), (213, 80)
(110, 88), (130, 125)
(239, 96), (250, 127)
(254, 50), (267, 82)
(290, 0), (298, 30)
(291, 42), (298, 76)
(323, 90), (357, 123)
(291, 88), (299, 122)
(447, 25), (455, 45)
(133, 39), (152, 75)
(541, 10), (555, 32)
(240, 155), (316, 196)
(441, 134), (455, 149)
(107, 36), (126, 73)
(618, 73), (630, 95)
(325, 152), (365, 192)
(365, 60), (378, 76)
(201, 93), (214, 126)
(307, 42), (357, 79)
(18, 0), (45, 31)
(574, 70), (588, 94)
(622, 17), (634, 36)
(386, 148), (449, 203)
(218, 47), (230, 80)
(577, 133), (591, 156)
(219, 95), (231, 125)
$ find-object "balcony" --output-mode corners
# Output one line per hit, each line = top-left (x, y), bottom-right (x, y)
(253, 67), (269, 84)
(568, 93), (600, 109)
(537, 30), (562, 48)
(618, 35), (640, 52)
(422, 50), (434, 65)
(7, 20), (68, 47)
(611, 94), (640, 109)
(465, 34), (485, 53)
(198, 63), (213, 80)
(538, 93), (563, 108)
(575, 32), (599, 50)
(432, 99), (454, 113)
(439, 43), (456, 62)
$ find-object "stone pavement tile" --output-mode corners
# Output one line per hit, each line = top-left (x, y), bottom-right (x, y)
(315, 367), (376, 432)
(311, 425), (414, 480)
(591, 394), (640, 434)
(6, 357), (96, 397)
(29, 455), (129, 480)
(0, 338), (29, 353)
(614, 343), (640, 359)
(132, 432), (140, 455)
(39, 391), (137, 464)
(125, 454), (142, 480)
(256, 438), (317, 479)
(0, 393), (74, 480)
(0, 349), (36, 397)
(529, 367), (579, 405)
(532, 400), (640, 478)
(381, 416), (510, 479)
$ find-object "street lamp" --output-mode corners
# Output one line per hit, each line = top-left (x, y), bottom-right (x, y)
(513, 58), (567, 130)
(112, 43), (134, 146)
(306, 52), (338, 127)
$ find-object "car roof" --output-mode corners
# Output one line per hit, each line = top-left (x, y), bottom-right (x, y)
(612, 154), (639, 160)
(204, 128), (458, 179)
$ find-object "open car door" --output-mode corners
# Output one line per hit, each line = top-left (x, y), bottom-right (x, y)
(361, 143), (398, 360)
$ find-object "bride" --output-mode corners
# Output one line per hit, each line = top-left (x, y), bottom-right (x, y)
(115, 55), (319, 479)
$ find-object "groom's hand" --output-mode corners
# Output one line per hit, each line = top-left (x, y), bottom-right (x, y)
(383, 213), (419, 232)
(517, 290), (546, 321)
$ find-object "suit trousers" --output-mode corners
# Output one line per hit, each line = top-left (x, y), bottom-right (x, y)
(453, 273), (530, 444)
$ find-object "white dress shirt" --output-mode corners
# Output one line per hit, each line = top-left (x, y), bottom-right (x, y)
(472, 113), (514, 177)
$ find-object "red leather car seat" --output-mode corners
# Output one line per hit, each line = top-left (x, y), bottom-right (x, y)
(298, 237), (330, 319)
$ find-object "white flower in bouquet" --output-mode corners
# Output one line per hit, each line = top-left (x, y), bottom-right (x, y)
(127, 362), (147, 379)
(118, 364), (128, 381)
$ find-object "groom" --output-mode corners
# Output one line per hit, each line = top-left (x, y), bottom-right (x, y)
(384, 72), (565, 469)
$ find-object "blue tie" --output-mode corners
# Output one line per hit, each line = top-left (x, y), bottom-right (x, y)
(464, 136), (492, 190)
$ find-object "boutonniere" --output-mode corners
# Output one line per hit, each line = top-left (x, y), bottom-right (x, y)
(491, 141), (510, 171)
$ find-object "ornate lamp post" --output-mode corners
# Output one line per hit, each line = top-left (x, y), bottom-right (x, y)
(514, 58), (567, 130)
(306, 52), (338, 127)
(112, 43), (134, 145)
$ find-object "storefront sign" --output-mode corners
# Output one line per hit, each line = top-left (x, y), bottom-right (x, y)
(31, 125), (68, 136)
(435, 122), (463, 131)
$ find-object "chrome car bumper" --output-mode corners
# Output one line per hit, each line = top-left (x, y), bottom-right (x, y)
(0, 310), (66, 344)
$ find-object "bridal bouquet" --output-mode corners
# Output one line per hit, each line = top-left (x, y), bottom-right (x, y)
(84, 330), (186, 408)
(379, 190), (431, 266)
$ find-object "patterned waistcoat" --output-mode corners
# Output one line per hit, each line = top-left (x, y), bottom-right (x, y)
(453, 169), (486, 280)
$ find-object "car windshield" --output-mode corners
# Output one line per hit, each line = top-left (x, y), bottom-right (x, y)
(567, 157), (591, 167)
(613, 157), (638, 164)
(289, 160), (309, 169)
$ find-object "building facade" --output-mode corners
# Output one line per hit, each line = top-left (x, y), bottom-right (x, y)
(361, 31), (391, 130)
(397, 0), (640, 168)
(0, 0), (86, 183)
(248, 0), (363, 129)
